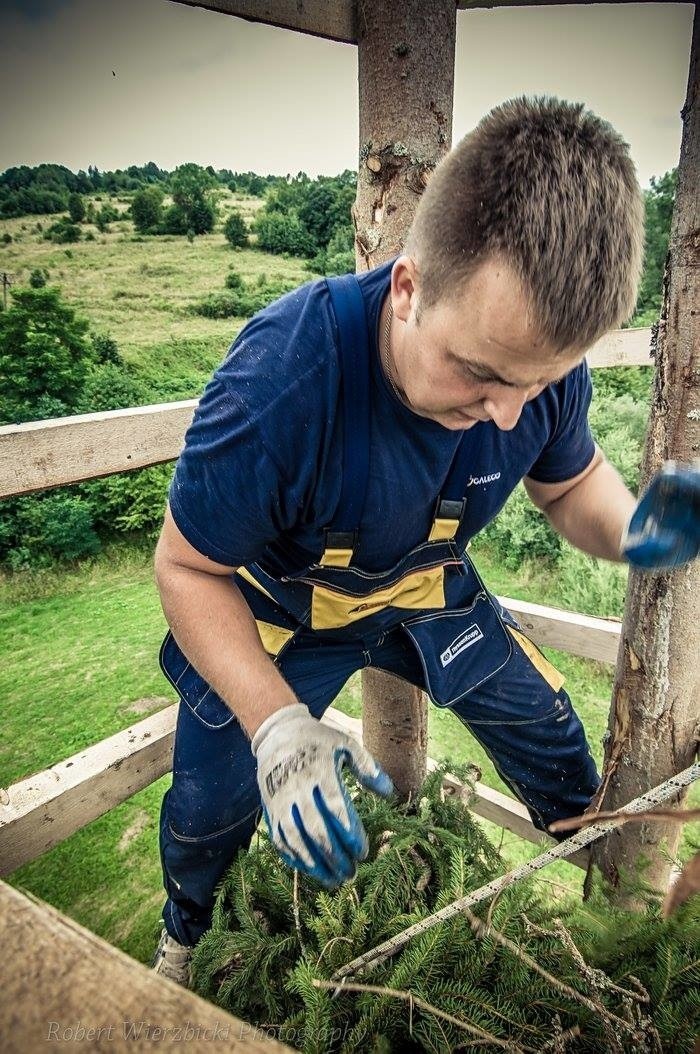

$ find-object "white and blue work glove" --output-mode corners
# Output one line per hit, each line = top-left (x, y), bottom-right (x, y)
(621, 461), (700, 571)
(251, 703), (394, 887)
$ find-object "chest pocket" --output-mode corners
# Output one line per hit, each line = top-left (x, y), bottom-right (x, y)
(401, 591), (513, 707)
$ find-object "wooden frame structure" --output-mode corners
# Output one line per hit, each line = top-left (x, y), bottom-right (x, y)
(1, 0), (695, 1039)
(0, 343), (644, 879)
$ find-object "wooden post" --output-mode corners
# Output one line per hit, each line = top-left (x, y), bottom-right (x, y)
(589, 6), (700, 901)
(354, 0), (457, 800)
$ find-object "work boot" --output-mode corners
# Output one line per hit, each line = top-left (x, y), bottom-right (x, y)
(151, 925), (193, 988)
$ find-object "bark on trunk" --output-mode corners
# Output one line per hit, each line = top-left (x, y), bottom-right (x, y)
(588, 6), (700, 902)
(354, 0), (456, 800)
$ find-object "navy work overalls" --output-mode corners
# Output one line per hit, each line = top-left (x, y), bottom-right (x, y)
(158, 274), (601, 947)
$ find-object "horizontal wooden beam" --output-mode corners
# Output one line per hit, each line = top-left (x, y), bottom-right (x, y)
(168, 0), (356, 44)
(498, 596), (621, 665)
(586, 326), (652, 370)
(0, 707), (176, 875)
(169, 0), (662, 50)
(0, 400), (196, 499)
(457, 0), (657, 6)
(0, 880), (292, 1052)
(0, 328), (652, 500)
(1, 685), (593, 875)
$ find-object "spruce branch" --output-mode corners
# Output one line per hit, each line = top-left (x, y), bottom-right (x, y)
(463, 909), (638, 1038)
(331, 762), (700, 982)
(311, 977), (535, 1052)
(292, 870), (309, 960)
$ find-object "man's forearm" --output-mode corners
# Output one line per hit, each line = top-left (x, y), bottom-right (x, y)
(542, 457), (636, 562)
(156, 564), (298, 738)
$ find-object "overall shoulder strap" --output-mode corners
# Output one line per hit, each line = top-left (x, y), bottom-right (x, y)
(323, 273), (371, 565)
(427, 439), (472, 543)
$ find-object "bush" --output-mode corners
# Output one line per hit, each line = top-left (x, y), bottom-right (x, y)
(0, 493), (100, 567)
(192, 273), (298, 319)
(131, 186), (163, 233)
(481, 483), (562, 570)
(224, 269), (245, 291)
(68, 192), (85, 223)
(1, 232), (11, 245)
(556, 543), (628, 618)
(90, 333), (122, 366)
(29, 268), (47, 288)
(75, 362), (149, 413)
(44, 219), (81, 244)
(166, 163), (219, 235)
(588, 391), (647, 493)
(223, 210), (248, 248)
(0, 286), (95, 423)
(80, 464), (172, 536)
(253, 209), (314, 257)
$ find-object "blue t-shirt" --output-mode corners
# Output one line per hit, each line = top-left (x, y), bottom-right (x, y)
(169, 259), (595, 576)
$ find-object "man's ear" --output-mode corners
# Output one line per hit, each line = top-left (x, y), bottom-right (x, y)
(391, 255), (420, 324)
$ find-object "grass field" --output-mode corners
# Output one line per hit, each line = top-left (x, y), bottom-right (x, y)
(1, 197), (696, 970)
(0, 191), (310, 393)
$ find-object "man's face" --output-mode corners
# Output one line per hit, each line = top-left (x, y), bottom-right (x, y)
(390, 255), (585, 431)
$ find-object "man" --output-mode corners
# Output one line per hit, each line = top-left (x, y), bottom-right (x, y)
(151, 96), (700, 986)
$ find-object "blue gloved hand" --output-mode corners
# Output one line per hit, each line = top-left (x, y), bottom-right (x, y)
(251, 703), (394, 887)
(621, 461), (700, 570)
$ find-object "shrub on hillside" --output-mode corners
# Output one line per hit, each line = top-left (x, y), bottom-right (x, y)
(308, 226), (355, 276)
(481, 483), (562, 570)
(80, 464), (172, 537)
(44, 219), (81, 244)
(0, 492), (100, 568)
(0, 286), (95, 423)
(556, 543), (627, 618)
(192, 272), (298, 319)
(68, 192), (85, 223)
(164, 163), (219, 235)
(131, 186), (164, 233)
(253, 209), (315, 257)
(223, 209), (248, 248)
(29, 268), (47, 288)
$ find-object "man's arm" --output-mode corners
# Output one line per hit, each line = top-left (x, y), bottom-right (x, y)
(154, 503), (298, 738)
(524, 446), (635, 562)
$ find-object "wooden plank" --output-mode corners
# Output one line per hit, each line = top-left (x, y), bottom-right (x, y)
(0, 707), (177, 875)
(0, 880), (292, 1052)
(2, 696), (589, 874)
(457, 0), (655, 6)
(0, 401), (196, 499)
(169, 0), (356, 44)
(586, 326), (653, 369)
(499, 596), (621, 665)
(0, 329), (651, 499)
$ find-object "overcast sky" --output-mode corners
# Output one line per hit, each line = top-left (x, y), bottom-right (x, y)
(0, 1), (693, 189)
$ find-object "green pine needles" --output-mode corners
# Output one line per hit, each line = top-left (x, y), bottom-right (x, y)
(190, 764), (699, 1053)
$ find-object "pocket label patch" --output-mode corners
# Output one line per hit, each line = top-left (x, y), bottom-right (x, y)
(440, 623), (483, 666)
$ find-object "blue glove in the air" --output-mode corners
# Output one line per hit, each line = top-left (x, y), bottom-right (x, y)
(622, 461), (700, 571)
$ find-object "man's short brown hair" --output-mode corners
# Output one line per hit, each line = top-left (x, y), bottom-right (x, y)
(405, 96), (645, 353)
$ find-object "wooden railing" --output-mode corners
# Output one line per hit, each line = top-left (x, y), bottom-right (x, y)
(0, 328), (651, 879)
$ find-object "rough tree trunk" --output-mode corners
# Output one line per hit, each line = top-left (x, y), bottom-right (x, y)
(589, 6), (700, 902)
(354, 0), (456, 800)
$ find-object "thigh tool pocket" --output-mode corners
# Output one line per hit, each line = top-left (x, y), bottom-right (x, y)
(401, 591), (513, 708)
(159, 630), (236, 730)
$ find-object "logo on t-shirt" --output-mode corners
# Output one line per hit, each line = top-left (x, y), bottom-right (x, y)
(467, 472), (501, 487)
(440, 623), (484, 667)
